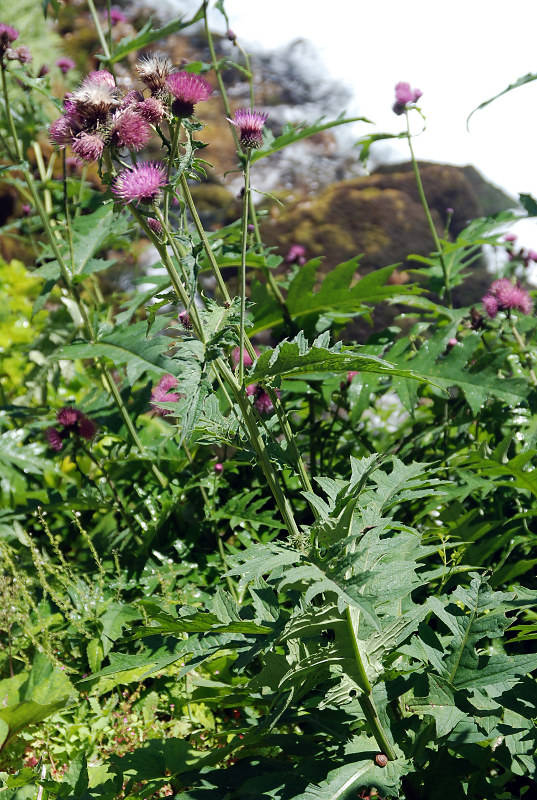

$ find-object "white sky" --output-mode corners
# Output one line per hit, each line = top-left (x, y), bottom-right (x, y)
(167, 0), (537, 251)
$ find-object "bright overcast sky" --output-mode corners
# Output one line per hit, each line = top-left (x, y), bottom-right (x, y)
(170, 0), (537, 249)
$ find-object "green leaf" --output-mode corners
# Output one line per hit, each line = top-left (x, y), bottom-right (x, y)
(247, 332), (441, 387)
(102, 7), (206, 65)
(468, 72), (537, 125)
(251, 259), (421, 335)
(251, 115), (372, 163)
(406, 675), (467, 737)
(519, 193), (537, 216)
(0, 653), (74, 751)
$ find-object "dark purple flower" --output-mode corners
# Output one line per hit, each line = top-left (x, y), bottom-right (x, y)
(78, 415), (97, 440)
(147, 217), (163, 237)
(46, 427), (65, 451)
(38, 64), (49, 77)
(57, 406), (82, 427)
(393, 81), (422, 115)
(167, 71), (213, 117)
(112, 161), (167, 205)
(482, 278), (533, 318)
(56, 57), (75, 75)
(227, 108), (268, 149)
(111, 107), (152, 151)
(247, 385), (280, 414)
(150, 374), (182, 416)
(0, 23), (18, 55)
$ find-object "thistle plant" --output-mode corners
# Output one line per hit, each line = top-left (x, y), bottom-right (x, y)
(0, 3), (536, 800)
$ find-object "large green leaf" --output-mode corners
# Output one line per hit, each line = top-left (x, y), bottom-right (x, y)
(251, 260), (421, 335)
(0, 653), (75, 751)
(247, 332), (441, 387)
(468, 72), (537, 125)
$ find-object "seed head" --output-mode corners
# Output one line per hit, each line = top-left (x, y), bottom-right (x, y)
(135, 54), (174, 94)
(112, 161), (167, 205)
(227, 108), (268, 149)
(167, 71), (213, 118)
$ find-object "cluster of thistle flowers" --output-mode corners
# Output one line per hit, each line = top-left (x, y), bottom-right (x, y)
(481, 277), (533, 319)
(0, 22), (32, 65)
(46, 407), (96, 451)
(48, 53), (268, 203)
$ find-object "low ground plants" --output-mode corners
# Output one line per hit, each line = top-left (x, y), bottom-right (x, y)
(0, 3), (536, 799)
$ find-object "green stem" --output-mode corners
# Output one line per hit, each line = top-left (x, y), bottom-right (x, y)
(405, 112), (452, 308)
(509, 316), (537, 385)
(346, 606), (396, 760)
(87, 0), (111, 61)
(202, 1), (240, 151)
(239, 153), (251, 386)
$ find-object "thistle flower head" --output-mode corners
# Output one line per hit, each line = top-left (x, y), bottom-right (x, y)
(83, 69), (115, 88)
(482, 278), (533, 318)
(111, 107), (152, 151)
(166, 71), (213, 117)
(112, 161), (167, 205)
(231, 346), (259, 369)
(150, 374), (182, 416)
(0, 23), (18, 55)
(246, 385), (280, 415)
(136, 96), (166, 124)
(7, 45), (32, 64)
(214, 462), (224, 473)
(178, 310), (192, 329)
(57, 406), (82, 427)
(285, 244), (307, 265)
(147, 217), (164, 237)
(49, 114), (79, 147)
(135, 54), (174, 94)
(393, 81), (422, 115)
(56, 56), (75, 74)
(49, 406), (96, 446)
(71, 131), (105, 163)
(109, 7), (127, 25)
(46, 427), (65, 451)
(227, 108), (268, 149)
(70, 80), (121, 123)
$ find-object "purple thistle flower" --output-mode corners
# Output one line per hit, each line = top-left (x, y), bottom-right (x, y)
(78, 415), (97, 440)
(109, 7), (128, 25)
(482, 278), (533, 318)
(285, 244), (307, 265)
(178, 310), (192, 329)
(166, 71), (213, 118)
(112, 161), (167, 205)
(71, 131), (105, 163)
(56, 57), (75, 75)
(46, 427), (65, 451)
(393, 81), (422, 115)
(21, 204), (31, 216)
(111, 107), (152, 151)
(214, 462), (224, 473)
(57, 406), (82, 427)
(136, 96), (166, 124)
(246, 384), (280, 414)
(150, 374), (182, 416)
(504, 233), (517, 244)
(227, 108), (268, 149)
(49, 115), (78, 148)
(232, 346), (259, 369)
(83, 69), (115, 88)
(38, 64), (49, 77)
(0, 23), (18, 55)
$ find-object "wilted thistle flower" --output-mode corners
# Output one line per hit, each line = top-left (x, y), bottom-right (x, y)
(482, 278), (533, 318)
(150, 374), (182, 416)
(0, 23), (18, 55)
(112, 161), (167, 205)
(227, 108), (268, 149)
(135, 54), (174, 95)
(56, 56), (75, 74)
(111, 107), (152, 151)
(392, 81), (422, 115)
(70, 76), (121, 123)
(7, 45), (32, 64)
(166, 71), (213, 117)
